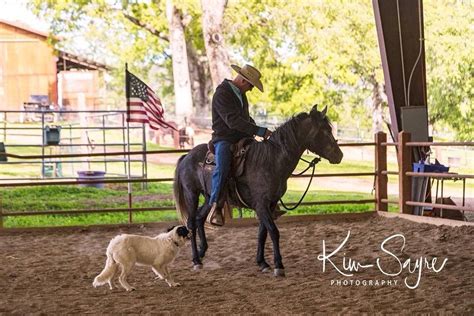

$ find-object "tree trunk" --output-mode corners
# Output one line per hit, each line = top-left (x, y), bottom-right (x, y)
(166, 0), (193, 124)
(371, 79), (386, 134)
(201, 0), (232, 89)
(186, 40), (211, 117)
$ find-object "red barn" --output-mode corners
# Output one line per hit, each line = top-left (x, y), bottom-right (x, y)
(0, 19), (109, 120)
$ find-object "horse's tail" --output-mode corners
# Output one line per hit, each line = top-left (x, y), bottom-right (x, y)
(174, 155), (188, 226)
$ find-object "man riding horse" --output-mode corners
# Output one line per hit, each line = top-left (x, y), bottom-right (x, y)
(207, 64), (272, 226)
(174, 65), (343, 274)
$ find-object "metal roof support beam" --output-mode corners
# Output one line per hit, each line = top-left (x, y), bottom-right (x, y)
(372, 0), (428, 141)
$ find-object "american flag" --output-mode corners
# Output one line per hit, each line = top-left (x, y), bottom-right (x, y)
(126, 70), (176, 130)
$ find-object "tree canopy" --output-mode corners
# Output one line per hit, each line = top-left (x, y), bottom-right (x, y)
(30, 0), (473, 140)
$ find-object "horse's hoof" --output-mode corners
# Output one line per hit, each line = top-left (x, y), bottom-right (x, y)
(258, 262), (271, 273)
(274, 268), (285, 277)
(261, 267), (271, 273)
(193, 264), (203, 271)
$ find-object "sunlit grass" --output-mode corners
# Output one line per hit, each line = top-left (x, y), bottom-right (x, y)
(0, 184), (378, 228)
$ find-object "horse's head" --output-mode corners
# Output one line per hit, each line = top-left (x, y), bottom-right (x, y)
(300, 105), (343, 164)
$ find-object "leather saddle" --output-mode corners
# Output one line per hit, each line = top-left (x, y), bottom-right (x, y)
(199, 138), (286, 220)
(201, 137), (255, 178)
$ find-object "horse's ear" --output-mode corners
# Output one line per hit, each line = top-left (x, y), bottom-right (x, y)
(310, 104), (327, 120)
(321, 106), (328, 118)
(309, 104), (318, 118)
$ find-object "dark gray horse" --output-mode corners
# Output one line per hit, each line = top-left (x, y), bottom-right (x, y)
(173, 105), (343, 276)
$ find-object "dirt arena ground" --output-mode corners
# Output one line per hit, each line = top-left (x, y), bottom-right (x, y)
(1, 213), (473, 314)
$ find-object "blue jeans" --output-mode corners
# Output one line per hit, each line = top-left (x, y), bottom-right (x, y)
(209, 140), (232, 206)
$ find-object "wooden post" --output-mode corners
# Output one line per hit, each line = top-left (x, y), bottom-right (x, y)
(375, 132), (388, 211)
(398, 131), (413, 214)
(3, 112), (6, 142)
(173, 129), (180, 149)
(0, 194), (3, 229)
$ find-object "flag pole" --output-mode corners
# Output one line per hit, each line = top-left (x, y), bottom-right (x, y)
(125, 63), (132, 223)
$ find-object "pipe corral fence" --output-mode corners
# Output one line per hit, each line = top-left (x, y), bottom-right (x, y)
(0, 110), (149, 181)
(0, 128), (473, 229)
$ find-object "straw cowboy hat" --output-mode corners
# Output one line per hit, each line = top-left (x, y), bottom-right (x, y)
(231, 64), (264, 92)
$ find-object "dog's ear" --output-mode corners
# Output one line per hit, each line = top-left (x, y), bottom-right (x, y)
(167, 225), (176, 232)
(176, 226), (189, 238)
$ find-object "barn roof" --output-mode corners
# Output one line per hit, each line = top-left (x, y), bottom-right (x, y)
(57, 50), (111, 72)
(0, 19), (111, 72)
(0, 18), (49, 38)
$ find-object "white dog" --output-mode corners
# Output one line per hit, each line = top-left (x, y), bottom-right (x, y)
(93, 225), (190, 291)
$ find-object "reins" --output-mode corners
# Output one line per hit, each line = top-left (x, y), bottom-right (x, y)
(279, 156), (321, 211)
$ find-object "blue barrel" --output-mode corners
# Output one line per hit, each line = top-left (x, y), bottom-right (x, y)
(77, 171), (106, 189)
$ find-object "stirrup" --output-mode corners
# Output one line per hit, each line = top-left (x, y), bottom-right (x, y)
(206, 203), (224, 226)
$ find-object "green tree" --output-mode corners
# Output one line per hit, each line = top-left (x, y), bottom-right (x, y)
(30, 0), (472, 140)
(424, 0), (474, 140)
(224, 0), (472, 140)
(30, 0), (208, 118)
(224, 0), (385, 129)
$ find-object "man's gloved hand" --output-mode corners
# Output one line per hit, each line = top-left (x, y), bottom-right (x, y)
(263, 129), (272, 140)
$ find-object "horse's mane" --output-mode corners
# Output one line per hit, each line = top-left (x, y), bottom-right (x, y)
(247, 113), (309, 166)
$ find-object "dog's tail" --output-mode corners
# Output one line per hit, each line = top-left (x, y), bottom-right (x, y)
(92, 253), (117, 288)
(174, 154), (189, 226)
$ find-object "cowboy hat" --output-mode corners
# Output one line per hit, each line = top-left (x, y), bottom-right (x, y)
(231, 64), (264, 92)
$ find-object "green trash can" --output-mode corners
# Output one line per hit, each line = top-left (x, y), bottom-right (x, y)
(44, 126), (61, 145)
(43, 164), (54, 177)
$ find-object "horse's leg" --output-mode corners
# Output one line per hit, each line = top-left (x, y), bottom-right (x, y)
(256, 221), (271, 273)
(184, 191), (202, 269)
(257, 208), (285, 277)
(196, 201), (211, 259)
(187, 214), (202, 269)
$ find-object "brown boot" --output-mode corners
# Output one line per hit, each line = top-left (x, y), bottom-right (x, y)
(207, 202), (224, 226)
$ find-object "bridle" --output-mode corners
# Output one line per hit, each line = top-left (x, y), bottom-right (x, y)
(279, 155), (321, 211)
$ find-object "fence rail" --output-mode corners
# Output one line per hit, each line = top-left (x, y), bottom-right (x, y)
(375, 131), (474, 215)
(1, 199), (377, 218)
(0, 141), (380, 228)
(0, 109), (148, 180)
(1, 131), (473, 229)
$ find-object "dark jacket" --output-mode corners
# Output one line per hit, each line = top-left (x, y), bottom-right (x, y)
(211, 79), (262, 144)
